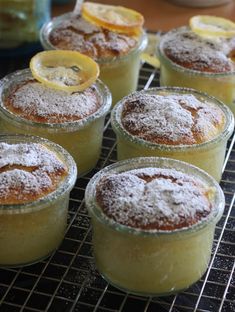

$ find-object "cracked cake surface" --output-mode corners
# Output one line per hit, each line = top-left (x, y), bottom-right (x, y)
(96, 167), (212, 231)
(120, 91), (225, 145)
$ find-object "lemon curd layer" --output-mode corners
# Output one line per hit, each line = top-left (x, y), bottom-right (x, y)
(111, 88), (234, 182)
(158, 27), (235, 114)
(0, 70), (111, 176)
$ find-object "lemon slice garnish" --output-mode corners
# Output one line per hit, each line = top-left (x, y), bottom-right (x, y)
(190, 15), (235, 38)
(30, 50), (100, 92)
(81, 2), (144, 35)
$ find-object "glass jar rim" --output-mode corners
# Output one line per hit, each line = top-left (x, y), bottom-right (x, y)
(85, 156), (225, 237)
(0, 68), (112, 132)
(0, 134), (77, 214)
(111, 86), (234, 152)
(158, 26), (235, 77)
(40, 12), (148, 64)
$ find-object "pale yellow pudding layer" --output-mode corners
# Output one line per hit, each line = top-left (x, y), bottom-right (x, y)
(0, 195), (68, 266)
(117, 136), (227, 182)
(99, 52), (142, 105)
(160, 64), (235, 115)
(92, 219), (214, 295)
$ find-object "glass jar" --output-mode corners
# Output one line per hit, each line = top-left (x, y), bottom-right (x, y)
(0, 0), (50, 56)
(0, 134), (77, 267)
(40, 12), (148, 105)
(85, 157), (224, 296)
(111, 87), (234, 182)
(0, 69), (112, 176)
(158, 27), (235, 115)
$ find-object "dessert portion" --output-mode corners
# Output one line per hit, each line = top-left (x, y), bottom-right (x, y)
(111, 88), (233, 181)
(96, 167), (212, 231)
(86, 157), (224, 296)
(4, 79), (101, 123)
(49, 16), (138, 60)
(0, 142), (68, 204)
(0, 67), (111, 175)
(41, 4), (147, 104)
(121, 92), (225, 145)
(0, 137), (76, 267)
(158, 18), (235, 112)
(163, 27), (235, 73)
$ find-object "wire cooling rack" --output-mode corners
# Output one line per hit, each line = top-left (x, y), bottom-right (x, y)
(0, 53), (235, 312)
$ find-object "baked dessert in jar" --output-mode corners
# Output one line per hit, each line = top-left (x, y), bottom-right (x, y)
(158, 25), (235, 114)
(0, 134), (77, 267)
(111, 87), (234, 181)
(85, 157), (224, 296)
(0, 68), (111, 176)
(40, 3), (147, 105)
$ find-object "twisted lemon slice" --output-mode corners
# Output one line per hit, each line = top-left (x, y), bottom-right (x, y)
(190, 15), (235, 38)
(81, 2), (144, 35)
(30, 50), (99, 92)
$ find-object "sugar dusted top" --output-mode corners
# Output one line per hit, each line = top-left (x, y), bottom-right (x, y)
(121, 91), (225, 145)
(49, 16), (138, 60)
(4, 80), (101, 123)
(0, 142), (68, 204)
(162, 27), (235, 73)
(96, 167), (212, 231)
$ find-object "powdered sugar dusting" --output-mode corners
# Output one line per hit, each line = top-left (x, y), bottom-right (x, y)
(96, 167), (212, 231)
(162, 27), (235, 73)
(0, 143), (67, 203)
(49, 16), (138, 60)
(5, 81), (100, 123)
(121, 92), (224, 145)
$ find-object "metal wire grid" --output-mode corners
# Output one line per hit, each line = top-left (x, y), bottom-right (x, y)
(0, 61), (234, 312)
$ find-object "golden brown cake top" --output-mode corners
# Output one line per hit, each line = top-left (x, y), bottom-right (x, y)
(162, 27), (235, 73)
(121, 92), (225, 145)
(0, 142), (68, 205)
(49, 16), (138, 60)
(4, 80), (101, 123)
(96, 167), (212, 231)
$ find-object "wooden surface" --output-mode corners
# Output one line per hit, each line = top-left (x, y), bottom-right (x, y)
(52, 0), (235, 32)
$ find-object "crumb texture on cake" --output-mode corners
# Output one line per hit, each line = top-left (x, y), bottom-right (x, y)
(96, 167), (212, 231)
(162, 27), (235, 73)
(121, 92), (225, 145)
(49, 16), (138, 59)
(0, 143), (68, 204)
(4, 80), (101, 123)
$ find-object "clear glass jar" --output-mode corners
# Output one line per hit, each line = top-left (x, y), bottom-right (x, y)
(40, 12), (148, 105)
(0, 0), (50, 55)
(85, 157), (224, 296)
(0, 134), (77, 267)
(0, 69), (112, 176)
(158, 27), (235, 115)
(111, 87), (234, 182)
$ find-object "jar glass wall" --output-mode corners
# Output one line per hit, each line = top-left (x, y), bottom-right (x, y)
(158, 28), (235, 115)
(111, 87), (234, 182)
(0, 134), (77, 267)
(85, 157), (224, 296)
(0, 69), (112, 176)
(40, 13), (148, 105)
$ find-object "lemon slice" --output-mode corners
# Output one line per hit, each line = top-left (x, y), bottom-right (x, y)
(141, 53), (160, 69)
(81, 2), (144, 35)
(190, 15), (235, 38)
(30, 50), (100, 92)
